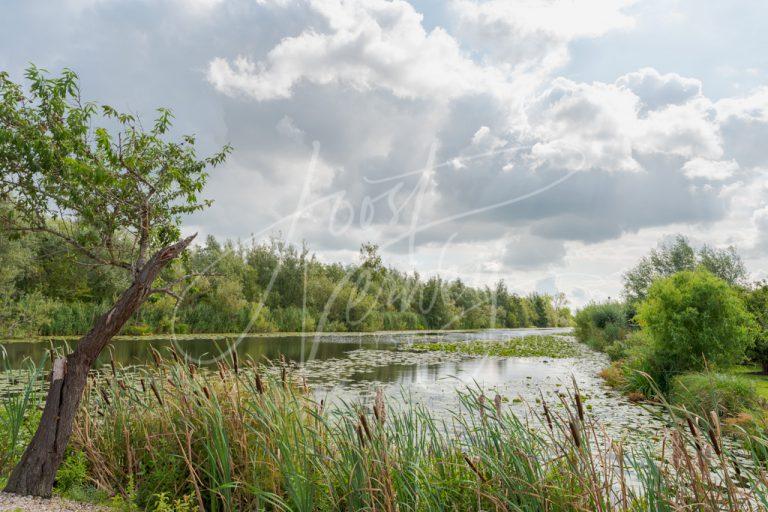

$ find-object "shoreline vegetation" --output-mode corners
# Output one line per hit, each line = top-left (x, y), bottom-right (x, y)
(0, 233), (573, 339)
(0, 327), (570, 345)
(3, 351), (768, 511)
(575, 236), (768, 459)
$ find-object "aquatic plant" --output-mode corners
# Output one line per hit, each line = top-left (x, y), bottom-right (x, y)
(407, 334), (579, 358)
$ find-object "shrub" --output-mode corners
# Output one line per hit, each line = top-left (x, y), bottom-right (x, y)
(574, 302), (628, 352)
(744, 282), (768, 374)
(55, 450), (88, 493)
(122, 323), (153, 336)
(670, 372), (761, 419)
(636, 270), (755, 390)
(598, 363), (626, 388)
(381, 311), (424, 331)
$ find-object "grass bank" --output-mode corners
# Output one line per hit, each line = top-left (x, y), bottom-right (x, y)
(3, 351), (768, 511)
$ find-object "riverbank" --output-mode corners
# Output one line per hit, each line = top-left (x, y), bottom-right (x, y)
(0, 327), (571, 345)
(2, 332), (764, 510)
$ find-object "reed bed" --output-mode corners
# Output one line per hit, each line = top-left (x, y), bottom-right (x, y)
(4, 350), (768, 511)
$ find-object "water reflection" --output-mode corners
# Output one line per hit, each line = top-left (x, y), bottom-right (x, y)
(1, 328), (671, 445)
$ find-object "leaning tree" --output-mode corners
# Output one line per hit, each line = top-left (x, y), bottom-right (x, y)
(0, 66), (229, 496)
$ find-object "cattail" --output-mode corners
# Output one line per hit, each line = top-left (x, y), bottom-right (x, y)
(231, 349), (239, 375)
(110, 352), (116, 378)
(574, 392), (584, 423)
(100, 387), (111, 406)
(218, 363), (226, 381)
(374, 388), (386, 425)
(170, 347), (180, 364)
(463, 454), (487, 483)
(150, 380), (163, 406)
(570, 376), (585, 423)
(707, 427), (721, 457)
(118, 380), (127, 391)
(202, 385), (210, 400)
(493, 394), (502, 417)
(542, 401), (553, 431)
(359, 413), (372, 441)
(140, 378), (146, 393)
(281, 366), (287, 386)
(255, 373), (265, 394)
(686, 416), (702, 454)
(707, 411), (722, 456)
(188, 363), (196, 377)
(150, 347), (162, 367)
(356, 424), (366, 447)
(569, 419), (581, 448)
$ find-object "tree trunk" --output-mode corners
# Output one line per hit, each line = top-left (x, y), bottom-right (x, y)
(3, 235), (195, 498)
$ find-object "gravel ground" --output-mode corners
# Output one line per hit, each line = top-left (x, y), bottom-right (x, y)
(0, 492), (105, 511)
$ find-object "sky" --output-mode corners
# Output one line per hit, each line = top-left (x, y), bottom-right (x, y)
(2, 0), (768, 306)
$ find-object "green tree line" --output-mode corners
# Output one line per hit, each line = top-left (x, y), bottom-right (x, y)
(0, 231), (571, 337)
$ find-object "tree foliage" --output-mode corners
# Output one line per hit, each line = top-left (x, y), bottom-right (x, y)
(636, 269), (755, 389)
(0, 66), (229, 275)
(744, 281), (768, 373)
(0, 230), (569, 336)
(622, 235), (747, 305)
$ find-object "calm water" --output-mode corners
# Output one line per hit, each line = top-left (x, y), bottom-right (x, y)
(0, 328), (668, 442)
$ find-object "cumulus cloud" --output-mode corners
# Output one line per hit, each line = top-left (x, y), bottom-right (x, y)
(682, 158), (739, 180)
(616, 67), (702, 112)
(524, 73), (720, 173)
(4, 0), (767, 291)
(208, 0), (509, 101)
(450, 0), (637, 70)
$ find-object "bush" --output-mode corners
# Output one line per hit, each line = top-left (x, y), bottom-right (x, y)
(574, 302), (628, 352)
(670, 372), (761, 419)
(636, 270), (755, 391)
(122, 323), (153, 336)
(55, 450), (88, 493)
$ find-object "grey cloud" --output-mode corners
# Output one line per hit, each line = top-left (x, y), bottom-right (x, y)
(2, 0), (764, 280)
(503, 234), (566, 270)
(616, 67), (702, 113)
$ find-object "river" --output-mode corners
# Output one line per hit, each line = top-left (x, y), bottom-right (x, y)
(0, 328), (668, 444)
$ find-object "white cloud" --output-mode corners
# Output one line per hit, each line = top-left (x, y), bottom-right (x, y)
(682, 158), (739, 181)
(527, 78), (641, 172)
(616, 67), (702, 112)
(716, 86), (768, 123)
(753, 206), (768, 252)
(525, 74), (721, 172)
(450, 0), (637, 70)
(208, 0), (509, 101)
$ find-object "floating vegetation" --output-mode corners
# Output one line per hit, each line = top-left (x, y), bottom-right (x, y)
(406, 334), (580, 358)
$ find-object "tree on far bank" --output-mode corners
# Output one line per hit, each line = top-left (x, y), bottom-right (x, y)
(0, 66), (229, 496)
(623, 234), (747, 305)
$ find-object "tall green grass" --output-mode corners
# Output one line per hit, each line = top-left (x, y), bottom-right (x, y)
(3, 352), (768, 510)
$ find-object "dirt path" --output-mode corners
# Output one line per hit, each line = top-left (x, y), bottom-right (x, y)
(0, 492), (105, 512)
